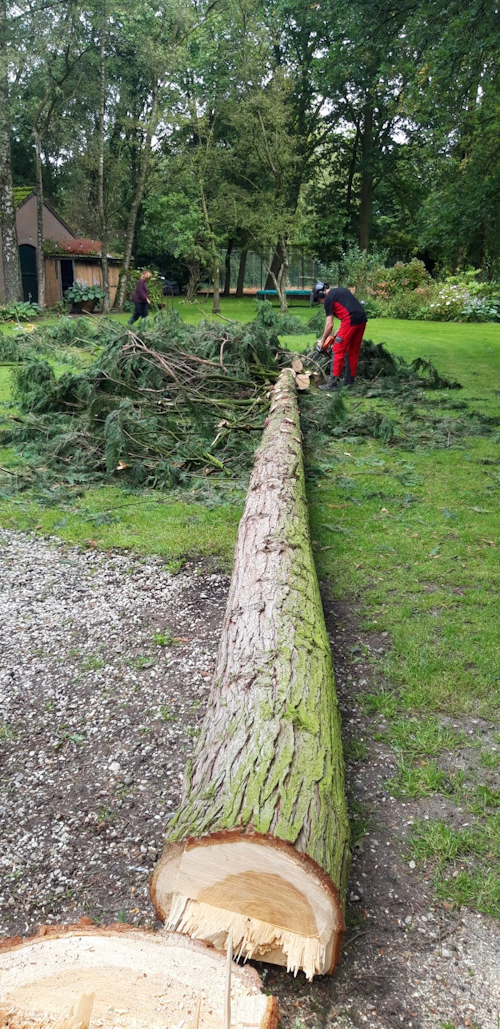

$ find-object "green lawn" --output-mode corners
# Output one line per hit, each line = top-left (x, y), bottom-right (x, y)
(0, 294), (314, 335)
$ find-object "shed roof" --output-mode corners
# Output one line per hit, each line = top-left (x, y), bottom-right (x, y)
(13, 186), (35, 208)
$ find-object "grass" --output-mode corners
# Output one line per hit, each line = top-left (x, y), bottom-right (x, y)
(376, 716), (465, 756)
(306, 327), (500, 716)
(0, 480), (242, 569)
(410, 815), (500, 917)
(386, 760), (457, 798)
(0, 294), (313, 336)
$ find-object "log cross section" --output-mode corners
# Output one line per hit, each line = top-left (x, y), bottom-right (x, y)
(151, 367), (350, 979)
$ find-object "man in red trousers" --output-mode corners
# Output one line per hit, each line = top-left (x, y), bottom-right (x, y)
(310, 281), (367, 391)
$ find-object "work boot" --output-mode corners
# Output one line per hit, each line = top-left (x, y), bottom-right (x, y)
(318, 375), (340, 392)
(344, 367), (355, 386)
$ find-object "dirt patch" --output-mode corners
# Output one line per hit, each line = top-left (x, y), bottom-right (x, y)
(1, 533), (499, 1028)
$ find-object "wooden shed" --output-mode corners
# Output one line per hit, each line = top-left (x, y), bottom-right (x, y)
(0, 188), (120, 307)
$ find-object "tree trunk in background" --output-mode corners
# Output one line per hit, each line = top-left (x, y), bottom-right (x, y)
(186, 260), (200, 301)
(0, 0), (22, 302)
(358, 101), (373, 251)
(199, 178), (220, 314)
(116, 82), (159, 311)
(344, 124), (360, 248)
(151, 368), (350, 981)
(264, 247), (282, 290)
(223, 239), (233, 295)
(212, 254), (220, 313)
(98, 10), (110, 313)
(236, 248), (247, 296)
(268, 237), (289, 312)
(33, 131), (45, 308)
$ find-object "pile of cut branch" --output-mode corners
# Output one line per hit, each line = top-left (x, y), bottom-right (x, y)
(3, 309), (487, 498)
(3, 312), (292, 492)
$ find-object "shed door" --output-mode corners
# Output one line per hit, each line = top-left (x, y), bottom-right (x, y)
(60, 259), (74, 293)
(19, 245), (38, 303)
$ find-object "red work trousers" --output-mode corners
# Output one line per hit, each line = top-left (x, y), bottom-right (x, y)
(331, 321), (366, 378)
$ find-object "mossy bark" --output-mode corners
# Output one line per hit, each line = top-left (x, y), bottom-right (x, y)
(162, 368), (350, 904)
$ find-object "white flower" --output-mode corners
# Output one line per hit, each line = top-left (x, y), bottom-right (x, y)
(446, 301), (450, 305)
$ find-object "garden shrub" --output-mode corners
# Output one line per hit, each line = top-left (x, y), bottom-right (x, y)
(423, 273), (500, 322)
(349, 259), (500, 322)
(358, 296), (382, 318)
(368, 259), (430, 301)
(0, 301), (41, 322)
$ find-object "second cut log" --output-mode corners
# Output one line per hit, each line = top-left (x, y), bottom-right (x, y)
(151, 367), (350, 979)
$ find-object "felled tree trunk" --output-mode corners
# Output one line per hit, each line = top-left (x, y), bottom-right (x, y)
(0, 922), (278, 1029)
(151, 368), (350, 980)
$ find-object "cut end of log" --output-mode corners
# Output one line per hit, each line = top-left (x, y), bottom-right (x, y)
(0, 925), (278, 1029)
(151, 833), (345, 980)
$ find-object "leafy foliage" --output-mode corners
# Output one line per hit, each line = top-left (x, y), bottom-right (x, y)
(0, 302), (41, 323)
(64, 282), (106, 304)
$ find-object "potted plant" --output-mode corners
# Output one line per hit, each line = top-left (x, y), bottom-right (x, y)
(64, 280), (106, 313)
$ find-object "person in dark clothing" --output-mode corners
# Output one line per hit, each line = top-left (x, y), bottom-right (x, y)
(128, 271), (152, 326)
(310, 281), (367, 391)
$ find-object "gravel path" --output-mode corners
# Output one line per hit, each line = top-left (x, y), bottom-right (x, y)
(0, 530), (225, 936)
(1, 530), (499, 1029)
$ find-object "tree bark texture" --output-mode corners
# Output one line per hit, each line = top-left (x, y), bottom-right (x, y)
(34, 133), (45, 308)
(236, 249), (247, 297)
(358, 101), (374, 252)
(0, 0), (22, 302)
(152, 368), (350, 979)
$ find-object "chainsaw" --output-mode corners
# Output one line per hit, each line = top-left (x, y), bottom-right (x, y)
(304, 335), (335, 360)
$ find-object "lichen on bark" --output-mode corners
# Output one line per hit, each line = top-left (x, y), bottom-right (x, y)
(164, 368), (350, 902)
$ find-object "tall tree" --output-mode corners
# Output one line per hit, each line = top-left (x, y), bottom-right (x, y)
(29, 5), (87, 307)
(0, 0), (22, 300)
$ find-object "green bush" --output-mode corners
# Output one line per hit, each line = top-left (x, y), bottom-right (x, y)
(368, 259), (430, 301)
(0, 301), (41, 322)
(358, 296), (382, 318)
(460, 296), (500, 321)
(423, 274), (500, 322)
(387, 286), (434, 320)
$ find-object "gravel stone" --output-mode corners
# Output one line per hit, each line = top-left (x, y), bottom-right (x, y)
(0, 530), (227, 936)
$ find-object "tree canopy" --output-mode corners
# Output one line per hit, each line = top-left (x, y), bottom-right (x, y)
(1, 0), (500, 303)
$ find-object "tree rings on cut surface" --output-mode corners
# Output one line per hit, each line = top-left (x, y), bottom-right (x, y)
(0, 923), (278, 1029)
(151, 832), (344, 980)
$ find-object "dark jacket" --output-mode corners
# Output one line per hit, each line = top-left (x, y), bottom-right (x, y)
(133, 278), (149, 303)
